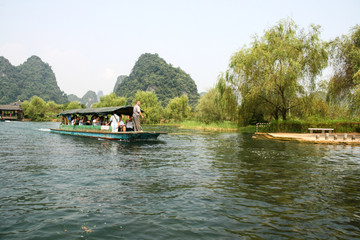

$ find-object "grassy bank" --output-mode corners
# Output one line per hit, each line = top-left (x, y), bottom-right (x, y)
(259, 120), (360, 133)
(177, 120), (256, 133)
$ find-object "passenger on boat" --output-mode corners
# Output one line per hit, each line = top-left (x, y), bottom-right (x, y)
(118, 115), (126, 132)
(81, 116), (87, 125)
(79, 117), (84, 125)
(71, 116), (76, 125)
(90, 116), (96, 125)
(86, 116), (92, 125)
(103, 116), (109, 125)
(93, 116), (101, 126)
(107, 113), (120, 132)
(71, 116), (79, 125)
(100, 116), (105, 125)
(133, 100), (144, 131)
(126, 116), (134, 131)
(76, 116), (80, 125)
(61, 116), (67, 125)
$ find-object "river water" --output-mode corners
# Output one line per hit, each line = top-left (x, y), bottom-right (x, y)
(0, 121), (359, 239)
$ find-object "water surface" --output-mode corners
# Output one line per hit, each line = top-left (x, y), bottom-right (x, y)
(0, 122), (359, 239)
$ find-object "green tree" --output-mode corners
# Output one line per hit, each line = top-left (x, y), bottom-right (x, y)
(196, 88), (222, 123)
(229, 18), (328, 121)
(64, 101), (83, 110)
(91, 93), (127, 108)
(133, 91), (163, 124)
(165, 95), (191, 122)
(328, 25), (360, 115)
(22, 96), (47, 120)
(215, 75), (239, 122)
(195, 77), (239, 124)
(46, 101), (63, 118)
(291, 81), (330, 120)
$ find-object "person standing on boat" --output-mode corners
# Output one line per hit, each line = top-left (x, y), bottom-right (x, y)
(107, 113), (120, 132)
(133, 100), (144, 131)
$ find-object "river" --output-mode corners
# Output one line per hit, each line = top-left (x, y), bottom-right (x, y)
(0, 121), (359, 239)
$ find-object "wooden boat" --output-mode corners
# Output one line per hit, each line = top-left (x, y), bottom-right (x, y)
(50, 106), (167, 140)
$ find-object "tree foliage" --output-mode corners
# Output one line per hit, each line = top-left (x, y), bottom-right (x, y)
(133, 91), (163, 124)
(64, 101), (84, 110)
(228, 18), (328, 122)
(328, 25), (360, 114)
(215, 75), (239, 122)
(21, 96), (76, 121)
(196, 88), (222, 123)
(46, 101), (63, 117)
(91, 93), (126, 108)
(113, 75), (127, 93)
(114, 53), (199, 106)
(165, 95), (191, 122)
(195, 77), (238, 124)
(21, 96), (49, 121)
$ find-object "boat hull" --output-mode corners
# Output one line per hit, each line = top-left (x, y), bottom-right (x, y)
(50, 128), (164, 140)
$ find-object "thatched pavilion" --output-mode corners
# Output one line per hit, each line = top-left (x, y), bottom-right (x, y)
(0, 101), (24, 120)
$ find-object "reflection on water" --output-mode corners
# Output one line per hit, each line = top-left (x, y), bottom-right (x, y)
(0, 122), (359, 239)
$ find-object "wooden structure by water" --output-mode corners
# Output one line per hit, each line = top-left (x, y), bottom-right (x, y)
(0, 101), (24, 121)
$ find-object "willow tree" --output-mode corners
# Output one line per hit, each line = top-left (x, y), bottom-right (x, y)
(165, 95), (191, 122)
(328, 25), (360, 114)
(229, 18), (328, 121)
(196, 75), (239, 124)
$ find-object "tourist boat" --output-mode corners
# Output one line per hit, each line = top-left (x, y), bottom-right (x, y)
(50, 106), (167, 140)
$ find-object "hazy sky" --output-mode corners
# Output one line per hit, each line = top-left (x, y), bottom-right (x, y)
(0, 0), (359, 97)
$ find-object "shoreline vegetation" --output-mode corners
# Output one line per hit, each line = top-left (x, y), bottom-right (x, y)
(167, 120), (255, 133)
(178, 120), (240, 132)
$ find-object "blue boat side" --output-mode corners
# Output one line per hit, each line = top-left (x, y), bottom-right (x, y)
(50, 127), (164, 140)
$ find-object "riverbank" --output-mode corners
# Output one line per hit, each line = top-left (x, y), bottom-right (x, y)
(254, 132), (360, 145)
(178, 121), (256, 132)
(156, 120), (248, 132)
(179, 120), (238, 131)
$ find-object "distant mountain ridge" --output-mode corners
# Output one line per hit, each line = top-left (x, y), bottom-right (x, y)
(67, 91), (99, 108)
(0, 54), (200, 107)
(114, 53), (199, 106)
(0, 55), (67, 104)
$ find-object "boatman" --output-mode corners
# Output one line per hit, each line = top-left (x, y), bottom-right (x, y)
(133, 100), (144, 131)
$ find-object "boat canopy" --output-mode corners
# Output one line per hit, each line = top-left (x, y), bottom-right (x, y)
(58, 105), (140, 116)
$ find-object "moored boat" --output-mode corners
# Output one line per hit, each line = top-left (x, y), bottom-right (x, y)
(50, 106), (167, 140)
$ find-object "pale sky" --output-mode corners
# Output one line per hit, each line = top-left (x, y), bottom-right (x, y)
(0, 0), (359, 97)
